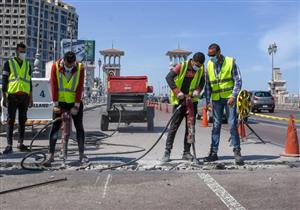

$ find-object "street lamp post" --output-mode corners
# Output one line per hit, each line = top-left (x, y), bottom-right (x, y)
(33, 0), (41, 78)
(98, 58), (102, 100)
(68, 22), (73, 52)
(268, 42), (277, 81)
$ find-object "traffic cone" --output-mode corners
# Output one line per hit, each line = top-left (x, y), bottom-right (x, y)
(281, 115), (299, 157)
(238, 120), (247, 142)
(165, 103), (169, 113)
(202, 107), (208, 127)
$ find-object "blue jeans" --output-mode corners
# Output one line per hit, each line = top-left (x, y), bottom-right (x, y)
(211, 98), (240, 153)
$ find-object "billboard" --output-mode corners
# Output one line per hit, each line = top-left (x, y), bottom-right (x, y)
(61, 39), (95, 62)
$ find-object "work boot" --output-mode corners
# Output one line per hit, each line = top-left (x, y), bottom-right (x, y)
(182, 151), (194, 161)
(43, 153), (55, 167)
(161, 149), (171, 163)
(204, 150), (218, 162)
(3, 146), (12, 154)
(17, 144), (30, 152)
(233, 149), (244, 165)
(79, 153), (89, 164)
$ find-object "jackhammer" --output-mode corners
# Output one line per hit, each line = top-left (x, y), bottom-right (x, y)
(60, 110), (71, 165)
(185, 95), (201, 164)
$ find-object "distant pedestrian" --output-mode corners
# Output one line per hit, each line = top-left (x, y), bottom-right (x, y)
(2, 43), (33, 154)
(161, 52), (205, 162)
(204, 43), (244, 165)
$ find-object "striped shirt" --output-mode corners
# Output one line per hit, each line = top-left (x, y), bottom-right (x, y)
(205, 56), (242, 102)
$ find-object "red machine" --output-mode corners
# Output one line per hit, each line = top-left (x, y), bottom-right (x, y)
(100, 76), (154, 131)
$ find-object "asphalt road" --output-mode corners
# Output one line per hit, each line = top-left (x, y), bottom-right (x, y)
(1, 105), (299, 210)
(1, 169), (299, 210)
(247, 109), (300, 147)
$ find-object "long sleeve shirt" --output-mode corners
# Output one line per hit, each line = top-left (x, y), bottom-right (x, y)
(166, 59), (205, 96)
(2, 58), (32, 94)
(205, 56), (242, 103)
(50, 59), (84, 107)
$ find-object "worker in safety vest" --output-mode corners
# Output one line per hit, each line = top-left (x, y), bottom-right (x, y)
(205, 43), (244, 165)
(161, 52), (205, 163)
(2, 43), (33, 154)
(45, 51), (88, 165)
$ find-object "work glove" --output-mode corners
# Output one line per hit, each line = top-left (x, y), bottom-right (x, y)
(192, 90), (200, 97)
(177, 92), (184, 100)
(2, 94), (7, 108)
(53, 106), (61, 114)
(70, 106), (79, 115)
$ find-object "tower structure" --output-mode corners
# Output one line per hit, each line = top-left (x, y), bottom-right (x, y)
(166, 47), (192, 67)
(99, 46), (124, 93)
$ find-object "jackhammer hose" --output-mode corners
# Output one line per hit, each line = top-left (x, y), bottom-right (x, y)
(98, 104), (182, 172)
(20, 104), (136, 170)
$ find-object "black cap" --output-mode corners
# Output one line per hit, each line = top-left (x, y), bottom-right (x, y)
(64, 51), (76, 63)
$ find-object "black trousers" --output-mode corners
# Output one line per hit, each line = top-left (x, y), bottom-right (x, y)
(165, 102), (198, 152)
(49, 102), (85, 154)
(6, 94), (29, 146)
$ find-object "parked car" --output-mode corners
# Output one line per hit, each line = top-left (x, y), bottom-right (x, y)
(250, 90), (275, 113)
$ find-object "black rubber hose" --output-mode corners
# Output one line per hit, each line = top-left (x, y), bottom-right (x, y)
(20, 104), (130, 170)
(98, 104), (182, 172)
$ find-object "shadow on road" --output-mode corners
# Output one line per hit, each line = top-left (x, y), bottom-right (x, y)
(218, 155), (279, 161)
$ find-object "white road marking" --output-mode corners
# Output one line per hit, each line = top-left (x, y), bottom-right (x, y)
(94, 175), (101, 186)
(102, 174), (112, 199)
(162, 133), (168, 141)
(197, 173), (246, 210)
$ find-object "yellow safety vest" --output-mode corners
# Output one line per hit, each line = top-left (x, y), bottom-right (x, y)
(207, 56), (234, 101)
(7, 58), (31, 95)
(56, 62), (81, 103)
(170, 60), (204, 105)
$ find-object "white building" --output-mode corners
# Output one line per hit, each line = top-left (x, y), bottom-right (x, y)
(0, 0), (78, 76)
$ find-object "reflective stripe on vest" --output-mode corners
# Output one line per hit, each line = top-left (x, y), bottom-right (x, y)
(7, 59), (31, 94)
(207, 56), (234, 101)
(56, 62), (81, 103)
(170, 61), (204, 105)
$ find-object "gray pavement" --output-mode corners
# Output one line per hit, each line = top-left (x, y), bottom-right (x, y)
(1, 105), (300, 210)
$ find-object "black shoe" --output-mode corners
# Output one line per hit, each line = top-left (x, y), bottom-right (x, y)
(182, 152), (193, 161)
(204, 151), (218, 162)
(234, 149), (244, 165)
(79, 153), (89, 164)
(17, 144), (30, 152)
(3, 146), (12, 154)
(43, 153), (54, 167)
(161, 150), (171, 163)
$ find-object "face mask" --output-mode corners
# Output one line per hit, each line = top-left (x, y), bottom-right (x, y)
(64, 65), (74, 72)
(210, 55), (218, 63)
(193, 65), (200, 71)
(18, 53), (26, 60)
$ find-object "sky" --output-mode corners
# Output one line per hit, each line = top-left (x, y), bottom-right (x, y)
(65, 0), (299, 95)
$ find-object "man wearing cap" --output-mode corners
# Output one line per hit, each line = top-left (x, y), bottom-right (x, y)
(2, 43), (33, 154)
(205, 43), (244, 165)
(45, 51), (88, 165)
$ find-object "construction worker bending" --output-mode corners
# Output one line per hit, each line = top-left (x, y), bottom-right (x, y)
(204, 43), (244, 165)
(45, 51), (88, 165)
(161, 52), (205, 163)
(2, 43), (33, 154)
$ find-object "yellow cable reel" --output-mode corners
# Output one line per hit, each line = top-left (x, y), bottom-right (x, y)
(237, 90), (252, 118)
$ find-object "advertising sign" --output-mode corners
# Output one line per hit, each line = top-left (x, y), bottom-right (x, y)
(61, 39), (95, 62)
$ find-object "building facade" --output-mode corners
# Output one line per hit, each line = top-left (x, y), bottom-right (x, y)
(0, 0), (78, 77)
